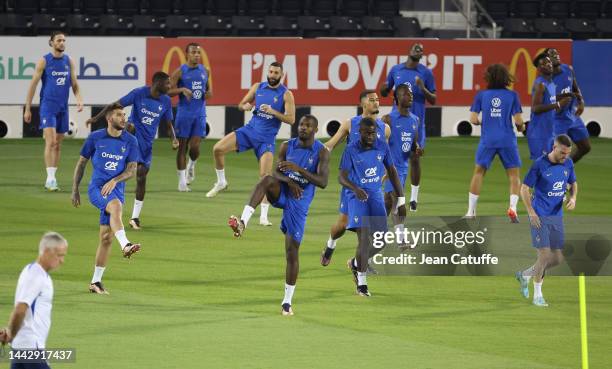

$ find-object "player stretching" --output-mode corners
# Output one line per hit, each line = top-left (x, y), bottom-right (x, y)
(24, 31), (83, 191)
(380, 42), (436, 212)
(547, 48), (591, 163)
(207, 62), (295, 226)
(382, 85), (420, 242)
(73, 103), (141, 294)
(340, 118), (406, 296)
(320, 90), (390, 267)
(168, 42), (212, 191)
(87, 72), (178, 230)
(228, 115), (329, 315)
(465, 64), (525, 222)
(527, 53), (571, 160)
(515, 134), (577, 307)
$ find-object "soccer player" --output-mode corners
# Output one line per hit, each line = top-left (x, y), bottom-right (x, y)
(340, 117), (406, 296)
(382, 84), (420, 239)
(547, 48), (591, 163)
(0, 232), (68, 369)
(228, 115), (329, 315)
(465, 63), (525, 222)
(168, 42), (212, 191)
(380, 42), (437, 212)
(515, 134), (577, 307)
(528, 53), (571, 160)
(320, 90), (390, 267)
(23, 31), (84, 191)
(206, 61), (295, 226)
(74, 103), (141, 294)
(86, 72), (178, 230)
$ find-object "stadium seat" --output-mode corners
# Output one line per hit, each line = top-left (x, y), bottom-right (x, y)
(99, 14), (134, 35)
(534, 18), (570, 38)
(0, 14), (32, 35)
(32, 14), (66, 35)
(484, 0), (514, 21)
(309, 0), (338, 16)
(231, 15), (265, 36)
(66, 14), (100, 35)
(180, 0), (206, 14)
(81, 0), (107, 15)
(114, 0), (141, 15)
(595, 18), (612, 37)
(278, 0), (305, 16)
(603, 1), (612, 17)
(165, 15), (199, 36)
(147, 0), (176, 15)
(246, 0), (273, 16)
(545, 0), (571, 18)
(264, 15), (298, 36)
(515, 0), (542, 18)
(330, 16), (362, 36)
(297, 15), (331, 37)
(565, 18), (597, 39)
(12, 0), (41, 14)
(198, 15), (232, 35)
(572, 0), (603, 18)
(342, 0), (370, 17)
(393, 16), (422, 37)
(211, 0), (241, 16)
(133, 14), (165, 35)
(502, 18), (537, 38)
(361, 16), (394, 37)
(371, 0), (399, 16)
(45, 0), (74, 14)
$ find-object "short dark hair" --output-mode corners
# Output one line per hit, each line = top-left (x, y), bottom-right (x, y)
(532, 53), (549, 68)
(484, 63), (515, 90)
(152, 71), (170, 84)
(106, 103), (123, 119)
(555, 134), (573, 147)
(394, 84), (411, 104)
(49, 30), (65, 44)
(269, 61), (283, 71)
(185, 43), (200, 53)
(359, 117), (376, 128)
(359, 89), (376, 102)
(300, 114), (318, 127)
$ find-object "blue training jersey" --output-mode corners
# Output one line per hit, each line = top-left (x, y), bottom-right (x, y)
(528, 76), (556, 140)
(386, 62), (436, 122)
(40, 53), (71, 113)
(340, 138), (394, 194)
(552, 64), (577, 121)
(245, 82), (287, 143)
(347, 115), (386, 145)
(387, 110), (419, 171)
(281, 138), (325, 209)
(120, 86), (173, 145)
(470, 89), (522, 148)
(523, 155), (576, 217)
(80, 129), (140, 192)
(177, 64), (208, 116)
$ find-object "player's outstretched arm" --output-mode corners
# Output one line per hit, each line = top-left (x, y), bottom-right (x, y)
(71, 156), (89, 207)
(69, 57), (83, 112)
(86, 101), (121, 127)
(324, 119), (350, 151)
(23, 59), (46, 124)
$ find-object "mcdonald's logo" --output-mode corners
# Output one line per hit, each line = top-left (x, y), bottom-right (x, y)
(161, 45), (213, 91)
(508, 47), (546, 95)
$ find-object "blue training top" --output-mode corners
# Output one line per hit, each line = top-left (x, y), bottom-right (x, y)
(470, 89), (522, 148)
(40, 53), (71, 113)
(244, 81), (288, 143)
(281, 138), (325, 209)
(177, 63), (208, 116)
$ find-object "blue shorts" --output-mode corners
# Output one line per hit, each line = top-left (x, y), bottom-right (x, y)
(39, 109), (69, 134)
(384, 167), (408, 193)
(88, 186), (124, 225)
(137, 141), (153, 169)
(530, 217), (564, 249)
(271, 183), (309, 244)
(527, 137), (553, 160)
(554, 116), (589, 143)
(347, 191), (388, 232)
(338, 187), (352, 215)
(475, 143), (521, 170)
(235, 126), (275, 160)
(175, 112), (207, 138)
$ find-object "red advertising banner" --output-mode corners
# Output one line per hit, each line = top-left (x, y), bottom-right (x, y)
(146, 38), (571, 106)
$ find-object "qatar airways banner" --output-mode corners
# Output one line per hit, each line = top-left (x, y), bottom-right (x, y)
(146, 38), (571, 106)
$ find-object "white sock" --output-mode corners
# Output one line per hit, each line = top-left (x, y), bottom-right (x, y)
(327, 236), (337, 249)
(178, 170), (187, 185)
(91, 266), (106, 284)
(394, 224), (405, 243)
(114, 230), (130, 249)
(282, 283), (295, 305)
(187, 158), (196, 170)
(46, 167), (57, 181)
(410, 185), (419, 202)
(260, 203), (270, 220)
(467, 192), (479, 215)
(534, 281), (543, 298)
(353, 258), (358, 268)
(241, 205), (256, 227)
(215, 169), (226, 184)
(132, 200), (143, 219)
(357, 272), (367, 286)
(510, 194), (519, 211)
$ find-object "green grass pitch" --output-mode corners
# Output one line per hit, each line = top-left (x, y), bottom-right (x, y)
(1, 137), (611, 369)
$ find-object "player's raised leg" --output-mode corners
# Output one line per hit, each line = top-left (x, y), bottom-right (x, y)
(229, 175), (282, 237)
(258, 151), (275, 226)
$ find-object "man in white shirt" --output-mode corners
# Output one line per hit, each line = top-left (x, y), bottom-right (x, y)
(0, 232), (68, 369)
